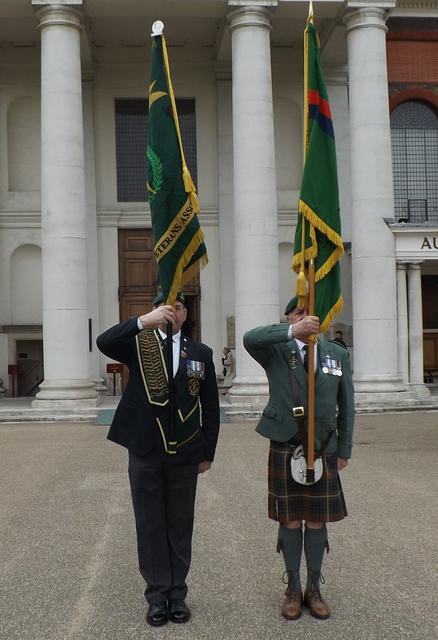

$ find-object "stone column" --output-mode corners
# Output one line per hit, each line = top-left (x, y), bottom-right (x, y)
(407, 263), (430, 398)
(32, 2), (98, 408)
(396, 262), (409, 385)
(344, 5), (403, 395)
(216, 67), (235, 357)
(227, 3), (279, 406)
(82, 69), (106, 394)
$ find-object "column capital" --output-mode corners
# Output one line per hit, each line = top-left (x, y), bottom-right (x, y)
(344, 6), (389, 34)
(396, 261), (408, 271)
(32, 1), (83, 32)
(408, 261), (424, 270)
(228, 2), (276, 33)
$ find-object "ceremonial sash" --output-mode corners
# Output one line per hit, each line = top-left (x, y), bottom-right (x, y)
(135, 329), (202, 450)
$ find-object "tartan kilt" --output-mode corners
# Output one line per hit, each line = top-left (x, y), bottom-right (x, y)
(268, 441), (347, 523)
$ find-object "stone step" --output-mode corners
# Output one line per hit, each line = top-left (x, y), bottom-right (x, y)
(0, 397), (437, 423)
(0, 408), (98, 422)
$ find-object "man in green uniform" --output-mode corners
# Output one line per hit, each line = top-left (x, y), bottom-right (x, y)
(244, 297), (354, 620)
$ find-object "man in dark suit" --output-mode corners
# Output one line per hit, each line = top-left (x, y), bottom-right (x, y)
(97, 293), (220, 627)
(244, 296), (354, 621)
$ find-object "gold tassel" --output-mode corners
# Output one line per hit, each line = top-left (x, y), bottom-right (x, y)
(182, 166), (200, 212)
(182, 165), (193, 192)
(296, 268), (307, 308)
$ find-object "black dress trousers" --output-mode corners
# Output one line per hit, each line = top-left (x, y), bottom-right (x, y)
(128, 451), (198, 604)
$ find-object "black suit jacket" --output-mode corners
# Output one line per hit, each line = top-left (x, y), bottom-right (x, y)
(97, 318), (220, 464)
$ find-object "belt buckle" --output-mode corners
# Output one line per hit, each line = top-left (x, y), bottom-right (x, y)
(293, 406), (304, 417)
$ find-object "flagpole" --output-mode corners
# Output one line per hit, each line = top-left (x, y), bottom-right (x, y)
(149, 21), (177, 455)
(293, 1), (344, 481)
(305, 2), (316, 483)
(307, 258), (316, 483)
(166, 320), (177, 455)
(148, 20), (209, 455)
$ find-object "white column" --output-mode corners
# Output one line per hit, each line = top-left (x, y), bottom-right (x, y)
(345, 6), (403, 393)
(407, 263), (430, 398)
(82, 70), (106, 394)
(33, 2), (98, 408)
(216, 68), (235, 355)
(396, 262), (409, 385)
(227, 4), (279, 405)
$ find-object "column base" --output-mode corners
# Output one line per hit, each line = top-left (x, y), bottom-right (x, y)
(354, 376), (435, 411)
(32, 379), (99, 409)
(224, 374), (436, 419)
(354, 373), (411, 409)
(408, 383), (431, 400)
(93, 376), (108, 396)
(225, 376), (268, 419)
(353, 374), (405, 393)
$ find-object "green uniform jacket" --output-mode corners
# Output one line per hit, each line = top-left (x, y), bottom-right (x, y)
(243, 324), (355, 459)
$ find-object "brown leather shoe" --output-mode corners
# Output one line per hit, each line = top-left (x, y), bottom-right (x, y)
(282, 587), (303, 620)
(303, 586), (331, 619)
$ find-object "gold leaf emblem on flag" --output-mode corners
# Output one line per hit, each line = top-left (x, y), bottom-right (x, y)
(148, 80), (167, 108)
(147, 146), (163, 201)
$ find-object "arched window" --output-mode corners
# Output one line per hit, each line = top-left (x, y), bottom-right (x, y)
(390, 101), (438, 223)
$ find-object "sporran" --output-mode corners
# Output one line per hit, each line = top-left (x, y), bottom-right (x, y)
(290, 444), (323, 486)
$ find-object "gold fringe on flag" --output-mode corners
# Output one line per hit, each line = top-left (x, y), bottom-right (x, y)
(161, 35), (199, 212)
(165, 228), (208, 306)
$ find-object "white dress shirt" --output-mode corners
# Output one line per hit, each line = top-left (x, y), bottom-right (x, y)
(294, 337), (318, 371)
(157, 328), (181, 378)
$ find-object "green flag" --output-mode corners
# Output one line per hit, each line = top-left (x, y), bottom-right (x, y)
(147, 33), (207, 304)
(292, 19), (344, 332)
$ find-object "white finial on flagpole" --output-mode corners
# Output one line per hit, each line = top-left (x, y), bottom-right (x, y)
(151, 20), (164, 37)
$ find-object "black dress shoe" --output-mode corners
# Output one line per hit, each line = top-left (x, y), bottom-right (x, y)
(169, 599), (191, 623)
(146, 602), (169, 627)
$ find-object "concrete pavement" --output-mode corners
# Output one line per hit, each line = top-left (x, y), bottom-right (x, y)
(0, 413), (437, 640)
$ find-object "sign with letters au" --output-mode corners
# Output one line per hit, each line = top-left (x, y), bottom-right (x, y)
(392, 227), (438, 260)
(420, 237), (438, 250)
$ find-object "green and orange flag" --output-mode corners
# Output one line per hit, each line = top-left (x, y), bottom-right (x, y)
(292, 14), (344, 332)
(147, 28), (207, 304)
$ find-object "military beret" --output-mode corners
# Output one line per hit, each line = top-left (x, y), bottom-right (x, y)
(153, 292), (186, 306)
(284, 295), (298, 315)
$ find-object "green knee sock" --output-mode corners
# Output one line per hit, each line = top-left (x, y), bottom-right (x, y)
(304, 525), (328, 591)
(278, 525), (303, 589)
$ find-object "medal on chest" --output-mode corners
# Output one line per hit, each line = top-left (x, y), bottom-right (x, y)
(290, 350), (298, 369)
(321, 355), (342, 376)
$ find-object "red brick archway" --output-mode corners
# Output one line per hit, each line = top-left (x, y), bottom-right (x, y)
(390, 88), (438, 114)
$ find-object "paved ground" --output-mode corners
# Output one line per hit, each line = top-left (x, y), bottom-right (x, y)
(0, 413), (437, 640)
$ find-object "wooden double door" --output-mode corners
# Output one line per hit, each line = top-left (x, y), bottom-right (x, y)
(118, 229), (200, 340)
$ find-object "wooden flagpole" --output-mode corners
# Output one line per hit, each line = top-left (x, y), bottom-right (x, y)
(306, 258), (316, 483)
(304, 1), (316, 483)
(166, 320), (177, 455)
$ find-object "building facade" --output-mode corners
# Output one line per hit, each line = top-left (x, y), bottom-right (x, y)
(0, 0), (437, 410)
